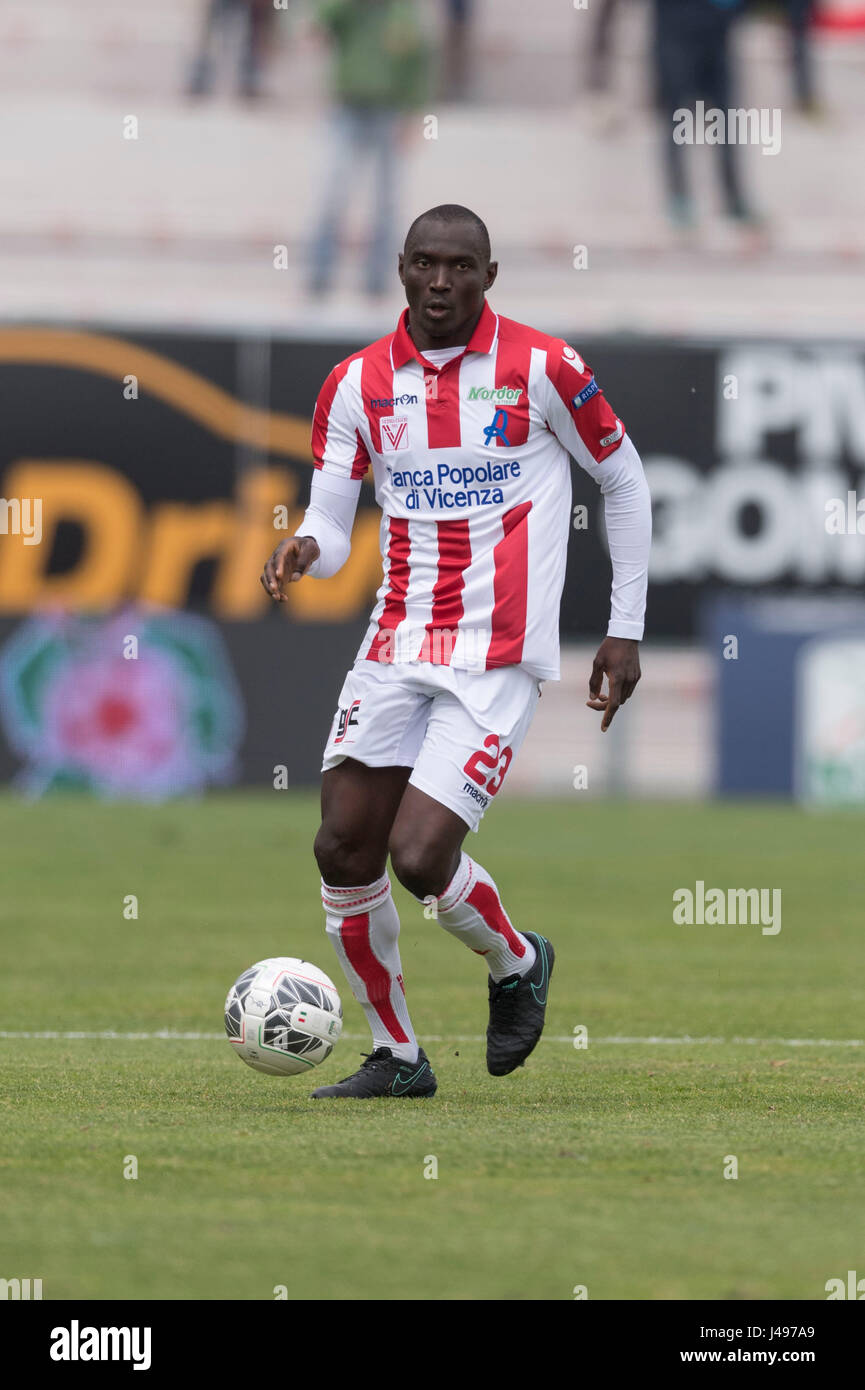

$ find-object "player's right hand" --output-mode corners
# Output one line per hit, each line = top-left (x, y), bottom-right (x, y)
(260, 536), (320, 601)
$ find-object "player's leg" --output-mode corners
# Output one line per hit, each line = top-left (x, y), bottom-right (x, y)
(311, 667), (437, 1098)
(316, 757), (408, 889)
(315, 758), (426, 1065)
(389, 668), (554, 1076)
(388, 782), (537, 983)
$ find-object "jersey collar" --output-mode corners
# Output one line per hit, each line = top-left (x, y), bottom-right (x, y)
(390, 301), (499, 370)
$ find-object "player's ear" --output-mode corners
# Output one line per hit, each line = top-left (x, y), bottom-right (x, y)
(397, 252), (406, 286)
(485, 260), (498, 291)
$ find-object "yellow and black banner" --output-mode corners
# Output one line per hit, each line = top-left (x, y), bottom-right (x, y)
(0, 325), (861, 792)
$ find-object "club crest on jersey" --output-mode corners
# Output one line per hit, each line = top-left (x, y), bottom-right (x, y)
(380, 416), (409, 452)
(562, 344), (586, 373)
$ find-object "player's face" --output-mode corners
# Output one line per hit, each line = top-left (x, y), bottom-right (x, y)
(399, 222), (497, 348)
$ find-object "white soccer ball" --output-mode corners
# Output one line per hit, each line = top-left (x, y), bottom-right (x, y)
(224, 957), (343, 1076)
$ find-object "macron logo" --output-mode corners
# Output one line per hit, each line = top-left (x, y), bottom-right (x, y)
(50, 1321), (152, 1372)
(369, 394), (417, 409)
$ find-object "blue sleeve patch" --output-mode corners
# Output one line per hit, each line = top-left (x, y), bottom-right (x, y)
(572, 377), (599, 410)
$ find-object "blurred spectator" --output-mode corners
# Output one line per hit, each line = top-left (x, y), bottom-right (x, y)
(786, 0), (818, 110)
(186, 0), (276, 100)
(652, 0), (759, 229)
(746, 1), (819, 112)
(308, 0), (430, 298)
(441, 0), (473, 101)
(586, 0), (625, 93)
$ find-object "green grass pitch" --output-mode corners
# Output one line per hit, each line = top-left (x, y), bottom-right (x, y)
(0, 792), (862, 1301)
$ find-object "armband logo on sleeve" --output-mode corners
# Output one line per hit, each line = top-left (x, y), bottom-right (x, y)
(572, 377), (599, 410)
(599, 420), (624, 449)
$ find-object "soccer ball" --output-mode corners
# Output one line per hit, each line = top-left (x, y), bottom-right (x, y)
(224, 957), (343, 1076)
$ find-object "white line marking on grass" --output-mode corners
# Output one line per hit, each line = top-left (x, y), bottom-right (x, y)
(586, 1036), (864, 1048)
(0, 1030), (228, 1041)
(0, 1031), (862, 1047)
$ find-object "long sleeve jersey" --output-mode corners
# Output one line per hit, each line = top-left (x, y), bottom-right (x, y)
(296, 301), (652, 680)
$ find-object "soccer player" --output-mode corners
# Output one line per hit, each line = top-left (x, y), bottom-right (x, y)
(261, 205), (651, 1099)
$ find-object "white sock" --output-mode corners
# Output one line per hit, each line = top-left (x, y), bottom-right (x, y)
(322, 873), (419, 1062)
(433, 853), (537, 982)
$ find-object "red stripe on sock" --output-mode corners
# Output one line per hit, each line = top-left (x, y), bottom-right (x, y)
(466, 882), (526, 958)
(339, 913), (409, 1043)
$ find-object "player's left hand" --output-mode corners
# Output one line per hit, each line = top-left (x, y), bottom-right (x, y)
(586, 637), (641, 733)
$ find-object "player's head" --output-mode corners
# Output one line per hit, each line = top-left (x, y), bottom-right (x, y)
(399, 205), (497, 343)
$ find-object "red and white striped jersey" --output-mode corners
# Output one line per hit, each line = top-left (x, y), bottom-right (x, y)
(309, 301), (644, 680)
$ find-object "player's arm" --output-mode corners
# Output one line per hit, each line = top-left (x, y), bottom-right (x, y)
(261, 368), (369, 602)
(585, 433), (650, 730)
(543, 344), (652, 731)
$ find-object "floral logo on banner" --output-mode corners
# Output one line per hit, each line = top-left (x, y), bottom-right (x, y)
(0, 608), (245, 798)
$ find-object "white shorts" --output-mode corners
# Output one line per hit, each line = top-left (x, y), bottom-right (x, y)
(321, 660), (542, 832)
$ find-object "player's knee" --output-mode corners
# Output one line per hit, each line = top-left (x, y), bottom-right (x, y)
(389, 837), (451, 901)
(313, 823), (382, 888)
